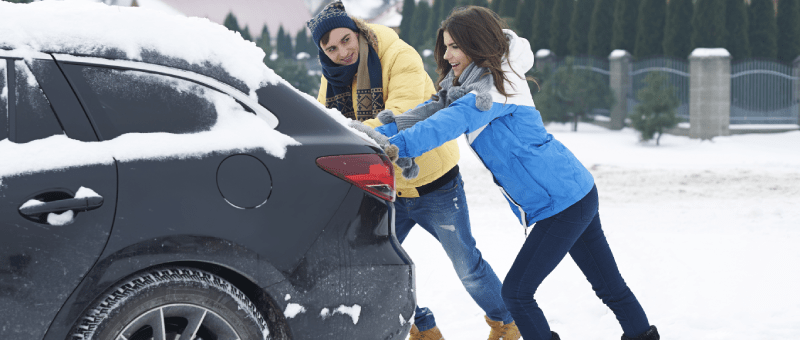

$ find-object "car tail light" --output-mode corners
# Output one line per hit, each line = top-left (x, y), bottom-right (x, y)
(316, 154), (396, 202)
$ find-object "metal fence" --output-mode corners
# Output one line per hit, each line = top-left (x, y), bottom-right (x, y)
(628, 57), (690, 122)
(730, 59), (799, 124)
(551, 56), (612, 117)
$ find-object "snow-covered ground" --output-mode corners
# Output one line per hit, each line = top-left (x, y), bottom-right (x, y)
(402, 123), (800, 339)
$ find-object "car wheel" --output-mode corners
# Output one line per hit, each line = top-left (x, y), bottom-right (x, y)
(71, 267), (270, 340)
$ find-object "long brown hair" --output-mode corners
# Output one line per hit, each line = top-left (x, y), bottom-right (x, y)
(434, 6), (512, 96)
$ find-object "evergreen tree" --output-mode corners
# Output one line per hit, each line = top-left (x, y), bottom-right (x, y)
(634, 0), (665, 60)
(726, 0), (750, 60)
(441, 0), (458, 20)
(399, 0), (416, 43)
(663, 0), (693, 58)
(569, 0), (594, 56)
(498, 0), (517, 18)
(588, 0), (615, 58)
(223, 12), (240, 33)
(265, 57), (319, 96)
(531, 0), (555, 51)
(411, 0), (432, 49)
(490, 0), (501, 13)
(749, 0), (777, 59)
(612, 0), (639, 53)
(631, 72), (679, 145)
(256, 25), (273, 60)
(776, 0), (800, 64)
(426, 0), (442, 47)
(295, 29), (310, 56)
(534, 57), (615, 131)
(549, 0), (574, 57)
(277, 25), (294, 59)
(471, 0), (490, 7)
(692, 0), (727, 50)
(515, 0), (537, 41)
(240, 25), (253, 42)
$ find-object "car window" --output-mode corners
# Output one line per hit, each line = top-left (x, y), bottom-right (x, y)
(1, 59), (7, 141)
(62, 64), (223, 140)
(14, 60), (64, 144)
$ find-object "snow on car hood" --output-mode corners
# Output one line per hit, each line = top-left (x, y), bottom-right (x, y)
(0, 0), (280, 98)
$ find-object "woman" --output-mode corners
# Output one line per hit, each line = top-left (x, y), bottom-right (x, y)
(375, 6), (660, 340)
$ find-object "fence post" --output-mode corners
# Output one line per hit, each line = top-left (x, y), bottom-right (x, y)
(608, 50), (631, 130)
(689, 48), (731, 139)
(794, 56), (800, 125)
(535, 49), (555, 74)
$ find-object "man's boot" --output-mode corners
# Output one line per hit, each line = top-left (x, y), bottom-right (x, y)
(484, 315), (521, 340)
(409, 324), (444, 340)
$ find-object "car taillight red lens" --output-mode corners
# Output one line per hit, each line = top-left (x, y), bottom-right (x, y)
(316, 154), (396, 201)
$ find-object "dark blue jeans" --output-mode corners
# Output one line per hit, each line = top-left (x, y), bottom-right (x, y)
(395, 173), (513, 331)
(501, 185), (651, 340)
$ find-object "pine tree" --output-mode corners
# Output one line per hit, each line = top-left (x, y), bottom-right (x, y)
(663, 0), (693, 58)
(532, 0), (555, 51)
(256, 25), (273, 60)
(776, 0), (800, 64)
(515, 0), (537, 41)
(471, 0), (490, 7)
(692, 0), (727, 50)
(588, 0), (615, 58)
(612, 0), (639, 53)
(632, 72), (679, 145)
(634, 0), (666, 60)
(399, 0), (416, 43)
(295, 29), (310, 55)
(490, 0), (501, 13)
(426, 0), (442, 47)
(749, 0), (777, 59)
(223, 12), (240, 33)
(441, 0), (458, 20)
(726, 0), (750, 60)
(277, 25), (294, 59)
(549, 0), (574, 57)
(240, 25), (253, 42)
(411, 0), (432, 49)
(534, 57), (616, 131)
(498, 0), (517, 18)
(569, 0), (594, 56)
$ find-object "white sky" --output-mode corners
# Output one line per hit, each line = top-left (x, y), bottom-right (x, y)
(405, 123), (800, 339)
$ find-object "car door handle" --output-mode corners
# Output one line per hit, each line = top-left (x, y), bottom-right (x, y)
(19, 196), (104, 216)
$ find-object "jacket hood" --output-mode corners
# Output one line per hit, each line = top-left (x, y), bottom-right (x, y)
(492, 29), (535, 106)
(504, 29), (534, 75)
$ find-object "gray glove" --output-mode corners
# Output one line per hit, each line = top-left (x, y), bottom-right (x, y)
(348, 119), (419, 179)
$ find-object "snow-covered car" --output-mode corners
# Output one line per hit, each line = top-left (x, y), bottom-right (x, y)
(0, 2), (414, 340)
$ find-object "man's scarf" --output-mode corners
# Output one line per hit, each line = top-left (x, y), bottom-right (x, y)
(321, 34), (384, 121)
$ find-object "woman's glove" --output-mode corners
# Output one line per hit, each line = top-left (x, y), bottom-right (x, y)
(347, 120), (419, 179)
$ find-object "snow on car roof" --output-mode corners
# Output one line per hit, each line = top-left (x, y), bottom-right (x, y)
(0, 0), (281, 98)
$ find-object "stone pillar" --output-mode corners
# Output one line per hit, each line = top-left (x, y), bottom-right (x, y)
(689, 48), (731, 139)
(535, 49), (556, 74)
(608, 50), (631, 130)
(794, 56), (800, 125)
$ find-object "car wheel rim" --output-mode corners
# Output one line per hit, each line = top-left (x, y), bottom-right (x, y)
(118, 303), (240, 340)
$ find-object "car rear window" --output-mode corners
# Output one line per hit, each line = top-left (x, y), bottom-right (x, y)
(14, 60), (64, 144)
(61, 64), (224, 140)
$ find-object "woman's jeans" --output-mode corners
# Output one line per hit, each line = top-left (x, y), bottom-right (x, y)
(501, 185), (651, 340)
(394, 173), (513, 331)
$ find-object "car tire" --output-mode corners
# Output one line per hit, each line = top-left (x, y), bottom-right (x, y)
(71, 267), (270, 340)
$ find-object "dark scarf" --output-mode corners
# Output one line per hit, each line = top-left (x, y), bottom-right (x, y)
(321, 34), (384, 121)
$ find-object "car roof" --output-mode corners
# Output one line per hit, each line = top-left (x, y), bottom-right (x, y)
(0, 1), (280, 97)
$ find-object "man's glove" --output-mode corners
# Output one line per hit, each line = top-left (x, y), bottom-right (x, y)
(347, 119), (419, 179)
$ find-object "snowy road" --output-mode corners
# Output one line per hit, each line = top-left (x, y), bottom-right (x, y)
(401, 123), (800, 339)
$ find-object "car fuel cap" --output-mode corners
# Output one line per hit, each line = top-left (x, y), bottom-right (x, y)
(216, 154), (272, 209)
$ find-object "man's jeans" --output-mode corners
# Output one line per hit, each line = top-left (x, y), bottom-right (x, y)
(501, 185), (651, 340)
(395, 173), (513, 331)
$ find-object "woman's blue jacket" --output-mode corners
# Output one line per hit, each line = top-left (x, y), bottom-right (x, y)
(381, 30), (595, 226)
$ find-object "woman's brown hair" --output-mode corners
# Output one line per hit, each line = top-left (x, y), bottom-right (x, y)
(434, 6), (513, 96)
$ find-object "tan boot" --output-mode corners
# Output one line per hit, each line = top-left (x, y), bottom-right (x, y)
(409, 324), (444, 340)
(485, 315), (521, 340)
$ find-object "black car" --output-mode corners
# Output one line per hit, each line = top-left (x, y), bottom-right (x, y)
(0, 5), (414, 340)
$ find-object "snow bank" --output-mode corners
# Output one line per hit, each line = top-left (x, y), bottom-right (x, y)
(0, 0), (281, 97)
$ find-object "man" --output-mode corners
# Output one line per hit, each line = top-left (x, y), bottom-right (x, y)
(307, 2), (519, 339)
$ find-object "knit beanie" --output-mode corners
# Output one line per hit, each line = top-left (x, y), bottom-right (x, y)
(307, 1), (359, 50)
